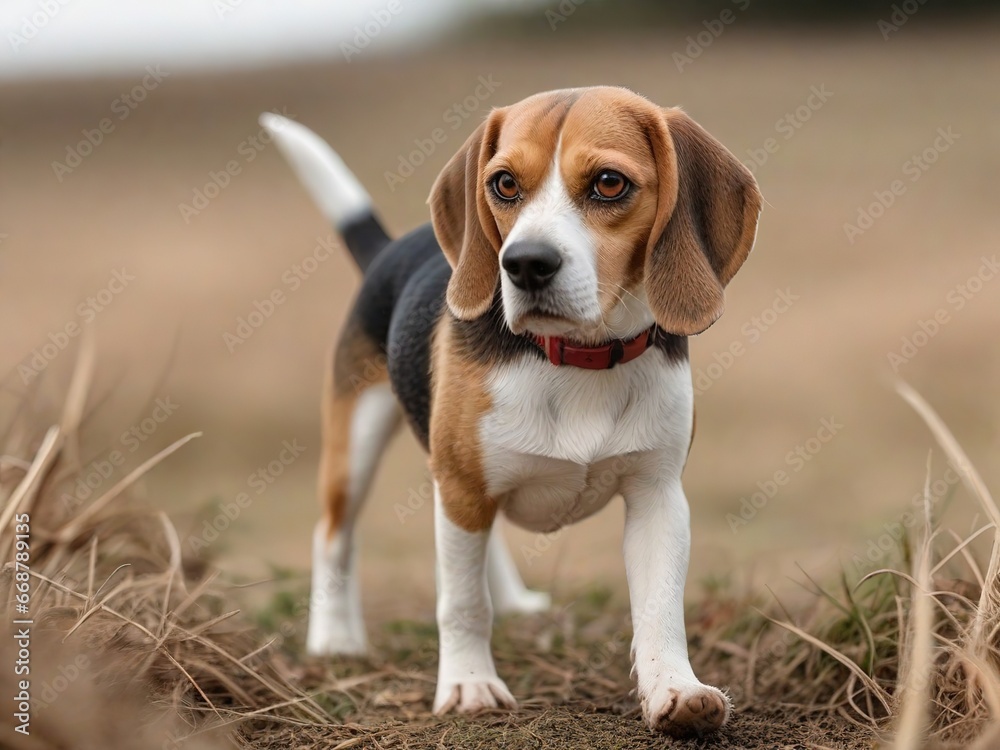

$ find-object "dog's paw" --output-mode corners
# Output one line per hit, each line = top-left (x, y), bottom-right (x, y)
(644, 683), (730, 738)
(433, 677), (517, 715)
(494, 588), (552, 617)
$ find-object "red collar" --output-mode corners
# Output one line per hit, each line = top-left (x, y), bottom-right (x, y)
(530, 326), (656, 369)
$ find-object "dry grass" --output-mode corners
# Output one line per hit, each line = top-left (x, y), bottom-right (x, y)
(880, 384), (1000, 749)
(0, 343), (331, 748)
(1, 349), (998, 748)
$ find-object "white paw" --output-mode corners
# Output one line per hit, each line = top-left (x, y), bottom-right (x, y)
(642, 680), (730, 738)
(306, 618), (367, 657)
(433, 677), (517, 714)
(493, 588), (551, 617)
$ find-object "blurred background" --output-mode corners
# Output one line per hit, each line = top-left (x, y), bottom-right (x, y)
(2, 0), (998, 620)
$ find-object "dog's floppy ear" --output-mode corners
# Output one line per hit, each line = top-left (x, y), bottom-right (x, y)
(429, 110), (505, 320)
(644, 107), (762, 335)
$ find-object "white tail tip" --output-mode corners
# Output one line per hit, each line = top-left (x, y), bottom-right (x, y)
(260, 112), (371, 228)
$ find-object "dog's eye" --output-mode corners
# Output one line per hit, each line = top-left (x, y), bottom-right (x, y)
(591, 171), (630, 201)
(492, 171), (520, 201)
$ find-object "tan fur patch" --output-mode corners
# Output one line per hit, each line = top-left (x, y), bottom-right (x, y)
(645, 107), (762, 335)
(318, 387), (354, 538)
(557, 89), (664, 319)
(428, 316), (497, 533)
(321, 326), (389, 538)
(429, 91), (579, 320)
(332, 319), (387, 397)
(428, 112), (506, 319)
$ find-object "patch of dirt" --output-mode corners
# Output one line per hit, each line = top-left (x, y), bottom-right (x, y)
(250, 707), (873, 750)
(244, 597), (879, 750)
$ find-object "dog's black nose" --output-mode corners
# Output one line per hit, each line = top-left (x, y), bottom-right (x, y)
(501, 242), (562, 291)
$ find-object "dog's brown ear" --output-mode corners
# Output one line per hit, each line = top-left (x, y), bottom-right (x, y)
(644, 107), (762, 336)
(429, 110), (505, 320)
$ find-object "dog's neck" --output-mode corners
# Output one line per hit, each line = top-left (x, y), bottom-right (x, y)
(449, 294), (688, 370)
(528, 326), (657, 369)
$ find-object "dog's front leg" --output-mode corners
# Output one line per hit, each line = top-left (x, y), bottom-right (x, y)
(621, 469), (729, 737)
(432, 481), (516, 714)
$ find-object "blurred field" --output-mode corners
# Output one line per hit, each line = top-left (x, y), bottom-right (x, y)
(2, 24), (998, 625)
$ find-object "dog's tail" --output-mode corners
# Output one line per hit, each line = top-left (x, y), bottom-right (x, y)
(259, 113), (390, 273)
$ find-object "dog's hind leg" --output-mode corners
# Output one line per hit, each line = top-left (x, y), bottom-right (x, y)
(486, 522), (551, 616)
(307, 328), (400, 656)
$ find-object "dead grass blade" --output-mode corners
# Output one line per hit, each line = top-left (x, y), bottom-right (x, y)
(890, 463), (935, 749)
(55, 431), (202, 541)
(59, 324), (96, 436)
(895, 382), (997, 524)
(896, 380), (1000, 647)
(0, 424), (60, 531)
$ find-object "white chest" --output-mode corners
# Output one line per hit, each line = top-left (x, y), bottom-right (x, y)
(478, 351), (693, 531)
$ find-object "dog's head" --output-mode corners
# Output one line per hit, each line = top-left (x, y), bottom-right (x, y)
(428, 87), (761, 343)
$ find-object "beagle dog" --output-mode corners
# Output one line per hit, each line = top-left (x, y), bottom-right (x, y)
(260, 86), (761, 737)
